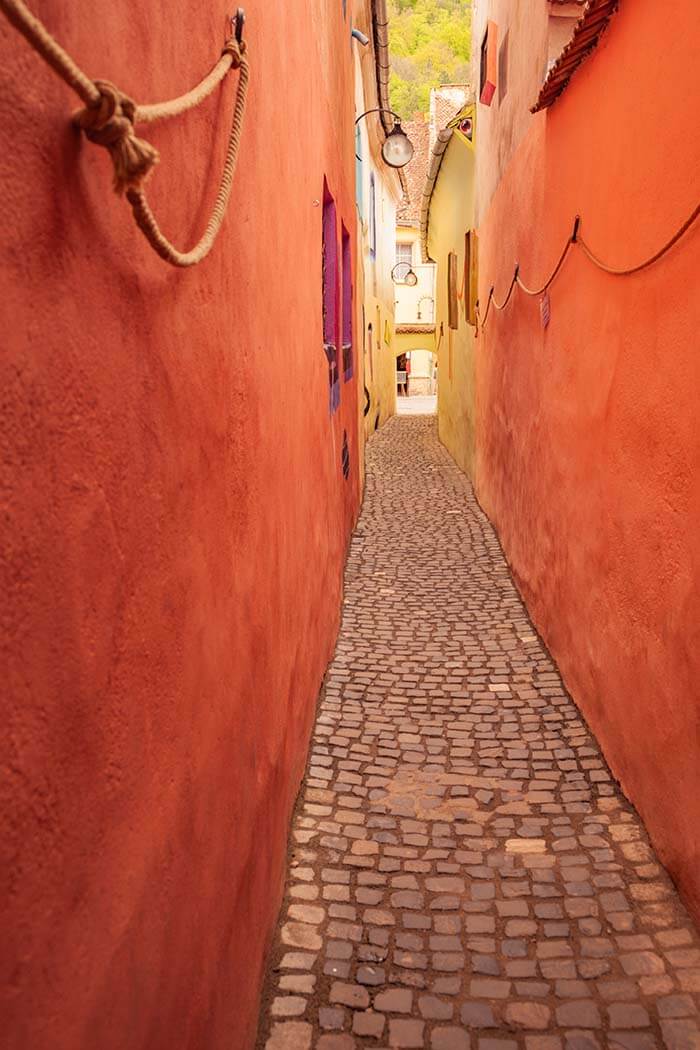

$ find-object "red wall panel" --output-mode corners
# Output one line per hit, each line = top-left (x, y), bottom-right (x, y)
(475, 0), (700, 922)
(0, 2), (360, 1047)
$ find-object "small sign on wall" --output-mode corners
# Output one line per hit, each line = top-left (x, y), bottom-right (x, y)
(540, 291), (551, 329)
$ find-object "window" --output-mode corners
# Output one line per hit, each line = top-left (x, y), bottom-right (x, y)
(464, 231), (479, 327)
(498, 30), (509, 102)
(322, 191), (340, 413)
(396, 242), (413, 267)
(341, 226), (353, 381)
(447, 252), (459, 330)
(479, 21), (498, 106)
(395, 242), (414, 283)
(457, 114), (474, 142)
(341, 429), (350, 479)
(369, 174), (377, 257)
(480, 30), (489, 98)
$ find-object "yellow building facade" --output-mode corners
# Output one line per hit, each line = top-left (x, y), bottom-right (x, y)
(422, 104), (478, 478)
(394, 226), (437, 395)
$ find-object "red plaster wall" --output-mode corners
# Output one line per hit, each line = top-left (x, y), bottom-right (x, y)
(476, 0), (700, 920)
(0, 3), (360, 1048)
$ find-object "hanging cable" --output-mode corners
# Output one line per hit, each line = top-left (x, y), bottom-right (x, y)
(478, 206), (699, 330)
(515, 217), (580, 296)
(577, 204), (700, 276)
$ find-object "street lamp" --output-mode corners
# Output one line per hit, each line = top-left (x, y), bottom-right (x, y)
(391, 263), (418, 286)
(355, 108), (414, 169)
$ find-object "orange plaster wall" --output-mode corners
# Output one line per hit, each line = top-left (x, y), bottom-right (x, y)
(476, 0), (700, 921)
(0, 3), (360, 1048)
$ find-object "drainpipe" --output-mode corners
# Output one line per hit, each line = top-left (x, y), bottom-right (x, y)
(371, 0), (408, 195)
(371, 0), (394, 136)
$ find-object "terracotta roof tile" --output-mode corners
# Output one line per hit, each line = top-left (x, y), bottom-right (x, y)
(397, 118), (431, 224)
(533, 0), (619, 111)
(430, 86), (469, 147)
(398, 87), (468, 223)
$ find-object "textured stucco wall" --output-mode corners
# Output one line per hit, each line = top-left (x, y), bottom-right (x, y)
(471, 0), (549, 223)
(474, 0), (700, 920)
(0, 2), (360, 1048)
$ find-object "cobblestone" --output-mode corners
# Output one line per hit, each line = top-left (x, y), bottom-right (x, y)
(257, 417), (699, 1049)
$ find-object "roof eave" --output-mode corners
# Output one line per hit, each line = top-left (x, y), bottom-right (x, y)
(532, 0), (619, 112)
(419, 129), (453, 263)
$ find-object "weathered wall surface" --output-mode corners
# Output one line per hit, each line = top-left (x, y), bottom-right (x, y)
(0, 2), (360, 1048)
(474, 0), (700, 920)
(471, 0), (548, 224)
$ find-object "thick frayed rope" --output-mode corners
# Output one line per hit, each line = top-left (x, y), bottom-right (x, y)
(0, 0), (249, 266)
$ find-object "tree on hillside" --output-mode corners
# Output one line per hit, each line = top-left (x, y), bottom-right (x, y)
(389, 0), (471, 118)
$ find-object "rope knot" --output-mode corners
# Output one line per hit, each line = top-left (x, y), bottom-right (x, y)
(222, 37), (246, 67)
(74, 79), (159, 194)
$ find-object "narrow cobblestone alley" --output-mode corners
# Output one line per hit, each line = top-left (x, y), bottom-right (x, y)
(256, 416), (699, 1050)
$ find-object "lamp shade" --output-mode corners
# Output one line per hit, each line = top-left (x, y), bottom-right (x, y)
(382, 123), (414, 168)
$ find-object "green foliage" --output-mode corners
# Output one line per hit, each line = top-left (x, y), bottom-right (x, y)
(388, 0), (471, 118)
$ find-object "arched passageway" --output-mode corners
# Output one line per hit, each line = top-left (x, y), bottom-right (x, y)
(395, 349), (437, 398)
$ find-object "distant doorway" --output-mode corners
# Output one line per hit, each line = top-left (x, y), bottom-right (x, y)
(396, 350), (436, 397)
(396, 353), (409, 397)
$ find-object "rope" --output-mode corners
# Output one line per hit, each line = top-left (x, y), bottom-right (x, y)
(478, 206), (699, 330)
(0, 0), (99, 105)
(491, 267), (519, 311)
(126, 53), (249, 268)
(0, 0), (249, 267)
(577, 203), (700, 276)
(515, 238), (574, 296)
(136, 42), (241, 124)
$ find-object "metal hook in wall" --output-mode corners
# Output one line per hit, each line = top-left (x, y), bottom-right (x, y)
(231, 7), (245, 44)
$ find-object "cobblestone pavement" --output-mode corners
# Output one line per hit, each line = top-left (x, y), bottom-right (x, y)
(397, 396), (437, 416)
(256, 416), (700, 1050)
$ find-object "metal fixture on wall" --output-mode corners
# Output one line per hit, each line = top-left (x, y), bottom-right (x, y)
(351, 27), (370, 45)
(354, 108), (414, 169)
(391, 262), (418, 286)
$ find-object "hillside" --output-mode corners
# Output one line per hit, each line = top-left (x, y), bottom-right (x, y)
(388, 0), (472, 119)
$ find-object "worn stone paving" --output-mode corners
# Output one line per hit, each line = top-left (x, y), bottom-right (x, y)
(256, 415), (700, 1050)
